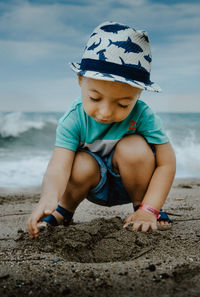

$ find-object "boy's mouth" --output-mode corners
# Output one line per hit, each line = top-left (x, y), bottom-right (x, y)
(95, 118), (111, 124)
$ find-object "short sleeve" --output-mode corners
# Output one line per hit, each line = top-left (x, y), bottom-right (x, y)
(136, 105), (169, 144)
(55, 110), (80, 151)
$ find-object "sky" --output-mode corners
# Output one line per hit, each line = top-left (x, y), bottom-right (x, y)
(0, 0), (200, 112)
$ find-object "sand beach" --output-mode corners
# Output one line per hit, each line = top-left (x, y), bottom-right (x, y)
(0, 178), (200, 297)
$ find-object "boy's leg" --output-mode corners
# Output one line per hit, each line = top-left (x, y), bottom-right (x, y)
(112, 134), (170, 228)
(41, 151), (101, 225)
(113, 134), (155, 206)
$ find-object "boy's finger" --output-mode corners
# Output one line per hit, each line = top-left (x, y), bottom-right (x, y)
(141, 223), (150, 233)
(124, 217), (131, 224)
(32, 220), (39, 233)
(124, 212), (135, 222)
(123, 222), (131, 228)
(132, 222), (141, 231)
(150, 222), (157, 231)
(29, 216), (40, 235)
(27, 219), (34, 235)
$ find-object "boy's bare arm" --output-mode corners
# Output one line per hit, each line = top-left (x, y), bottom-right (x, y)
(41, 147), (75, 204)
(142, 142), (176, 209)
(27, 147), (75, 238)
(124, 142), (176, 232)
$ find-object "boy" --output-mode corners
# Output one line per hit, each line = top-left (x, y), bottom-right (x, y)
(27, 21), (176, 238)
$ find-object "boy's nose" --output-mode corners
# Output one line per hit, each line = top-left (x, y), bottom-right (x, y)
(98, 104), (112, 120)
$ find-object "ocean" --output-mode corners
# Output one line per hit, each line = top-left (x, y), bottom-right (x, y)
(0, 111), (200, 189)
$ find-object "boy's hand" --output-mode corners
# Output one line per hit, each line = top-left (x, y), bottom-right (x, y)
(123, 209), (157, 232)
(27, 199), (57, 238)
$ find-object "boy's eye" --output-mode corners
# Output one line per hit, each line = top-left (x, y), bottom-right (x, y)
(118, 104), (129, 108)
(90, 97), (100, 102)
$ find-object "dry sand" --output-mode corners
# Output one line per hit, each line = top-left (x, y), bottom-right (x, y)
(0, 178), (200, 297)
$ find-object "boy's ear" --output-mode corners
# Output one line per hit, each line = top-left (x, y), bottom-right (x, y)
(137, 89), (142, 100)
(77, 74), (83, 86)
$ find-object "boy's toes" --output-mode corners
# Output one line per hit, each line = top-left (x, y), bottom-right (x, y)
(157, 211), (172, 231)
(37, 221), (48, 230)
(40, 210), (64, 227)
(38, 206), (74, 228)
(157, 221), (172, 230)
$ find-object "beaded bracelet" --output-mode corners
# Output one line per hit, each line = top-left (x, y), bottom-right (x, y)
(139, 203), (161, 219)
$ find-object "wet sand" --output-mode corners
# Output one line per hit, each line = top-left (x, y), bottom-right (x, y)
(0, 178), (200, 297)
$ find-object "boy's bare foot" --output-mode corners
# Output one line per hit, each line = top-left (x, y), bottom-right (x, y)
(37, 210), (63, 229)
(156, 210), (173, 230)
(38, 205), (74, 229)
(157, 220), (172, 230)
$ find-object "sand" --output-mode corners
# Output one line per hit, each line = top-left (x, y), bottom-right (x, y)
(0, 178), (200, 297)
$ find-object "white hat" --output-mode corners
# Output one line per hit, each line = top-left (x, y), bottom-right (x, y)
(70, 21), (161, 92)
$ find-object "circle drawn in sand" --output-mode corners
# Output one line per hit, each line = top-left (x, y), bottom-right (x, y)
(19, 217), (167, 263)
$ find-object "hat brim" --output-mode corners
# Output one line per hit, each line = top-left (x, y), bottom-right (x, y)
(70, 62), (162, 93)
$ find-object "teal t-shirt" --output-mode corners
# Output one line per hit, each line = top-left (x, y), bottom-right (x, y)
(56, 97), (169, 156)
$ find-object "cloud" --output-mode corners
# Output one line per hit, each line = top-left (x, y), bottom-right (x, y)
(142, 92), (200, 113)
(151, 32), (200, 84)
(0, 39), (80, 63)
(107, 1), (200, 33)
(0, 76), (81, 111)
(0, 0), (200, 111)
(0, 1), (86, 43)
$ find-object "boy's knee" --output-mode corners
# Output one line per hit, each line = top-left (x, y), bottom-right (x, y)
(114, 134), (154, 166)
(70, 151), (100, 186)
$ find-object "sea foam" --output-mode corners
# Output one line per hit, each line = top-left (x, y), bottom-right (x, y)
(0, 112), (45, 138)
(0, 112), (199, 189)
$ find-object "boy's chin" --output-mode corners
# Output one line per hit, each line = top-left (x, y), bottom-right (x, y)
(95, 119), (112, 124)
(94, 117), (126, 124)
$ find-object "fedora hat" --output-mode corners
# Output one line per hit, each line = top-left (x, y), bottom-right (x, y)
(70, 21), (161, 92)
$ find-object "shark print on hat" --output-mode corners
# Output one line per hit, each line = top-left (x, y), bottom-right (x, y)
(119, 57), (148, 71)
(140, 33), (149, 43)
(108, 37), (143, 54)
(87, 38), (102, 51)
(70, 21), (162, 93)
(144, 54), (152, 63)
(97, 49), (107, 61)
(100, 23), (129, 33)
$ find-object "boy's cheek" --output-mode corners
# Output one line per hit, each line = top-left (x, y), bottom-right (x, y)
(117, 107), (134, 122)
(82, 102), (94, 117)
